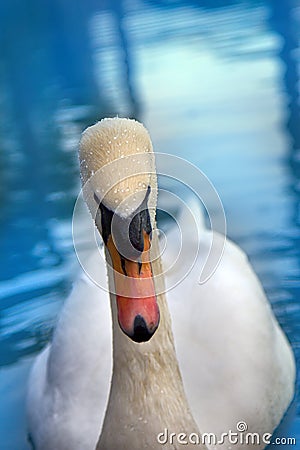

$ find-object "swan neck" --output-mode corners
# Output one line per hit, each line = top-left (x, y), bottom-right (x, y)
(97, 231), (202, 450)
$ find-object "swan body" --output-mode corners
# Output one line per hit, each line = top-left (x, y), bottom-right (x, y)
(27, 118), (295, 450)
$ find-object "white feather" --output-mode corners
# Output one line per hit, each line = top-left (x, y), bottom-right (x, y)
(27, 118), (295, 450)
(26, 200), (295, 449)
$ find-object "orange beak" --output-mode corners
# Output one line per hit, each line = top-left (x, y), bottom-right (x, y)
(106, 231), (160, 342)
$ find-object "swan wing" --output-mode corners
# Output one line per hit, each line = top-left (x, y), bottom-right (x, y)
(27, 250), (112, 450)
(164, 203), (295, 447)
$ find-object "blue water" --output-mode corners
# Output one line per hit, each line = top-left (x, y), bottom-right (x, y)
(0, 1), (300, 448)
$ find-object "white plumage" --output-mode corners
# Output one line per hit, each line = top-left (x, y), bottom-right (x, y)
(27, 118), (295, 450)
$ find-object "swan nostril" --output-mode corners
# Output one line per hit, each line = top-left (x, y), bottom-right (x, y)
(130, 315), (157, 343)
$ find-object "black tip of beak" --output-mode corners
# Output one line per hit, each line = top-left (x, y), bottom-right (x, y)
(129, 315), (157, 343)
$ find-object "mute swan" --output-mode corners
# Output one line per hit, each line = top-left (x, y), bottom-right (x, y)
(27, 117), (295, 450)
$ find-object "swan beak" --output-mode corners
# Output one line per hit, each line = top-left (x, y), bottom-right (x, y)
(106, 232), (160, 343)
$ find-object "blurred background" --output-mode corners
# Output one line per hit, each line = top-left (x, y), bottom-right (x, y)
(0, 0), (300, 448)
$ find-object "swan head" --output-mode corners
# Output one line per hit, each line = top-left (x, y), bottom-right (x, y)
(79, 117), (159, 343)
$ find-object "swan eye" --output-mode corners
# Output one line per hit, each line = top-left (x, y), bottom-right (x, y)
(94, 193), (100, 204)
(99, 202), (114, 245)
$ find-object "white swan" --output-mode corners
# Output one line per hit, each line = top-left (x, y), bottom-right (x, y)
(27, 117), (295, 450)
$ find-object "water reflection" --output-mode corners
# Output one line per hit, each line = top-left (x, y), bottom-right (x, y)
(269, 0), (300, 406)
(0, 0), (300, 448)
(0, 0), (142, 367)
